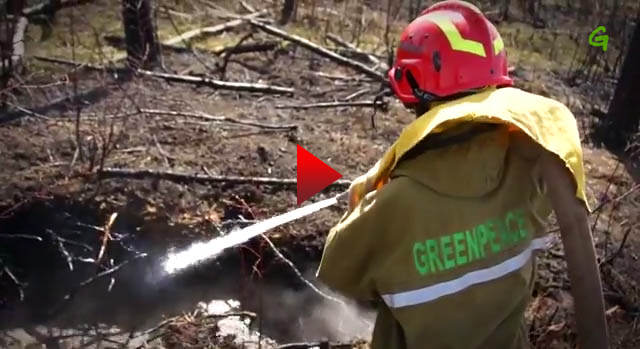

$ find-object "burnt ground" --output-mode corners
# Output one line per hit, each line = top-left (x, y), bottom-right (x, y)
(0, 0), (639, 348)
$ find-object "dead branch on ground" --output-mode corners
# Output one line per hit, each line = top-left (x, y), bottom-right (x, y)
(239, 1), (256, 13)
(140, 108), (298, 130)
(276, 100), (385, 110)
(5, 102), (51, 120)
(312, 71), (371, 82)
(0, 233), (43, 241)
(163, 10), (268, 46)
(137, 70), (294, 94)
(103, 34), (190, 54)
(344, 88), (371, 101)
(23, 0), (95, 17)
(261, 234), (346, 305)
(33, 55), (115, 71)
(104, 34), (279, 57)
(0, 257), (26, 300)
(98, 168), (352, 188)
(602, 228), (633, 266)
(278, 341), (358, 349)
(96, 213), (117, 265)
(326, 33), (386, 70)
(249, 20), (386, 82)
(592, 183), (640, 214)
(214, 40), (279, 55)
(47, 252), (148, 318)
(219, 32), (254, 79)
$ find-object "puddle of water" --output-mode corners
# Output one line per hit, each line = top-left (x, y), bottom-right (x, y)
(0, 194), (374, 348)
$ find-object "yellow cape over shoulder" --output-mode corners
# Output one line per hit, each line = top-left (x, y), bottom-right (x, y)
(352, 87), (589, 211)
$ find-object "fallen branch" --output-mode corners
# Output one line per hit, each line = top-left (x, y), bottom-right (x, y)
(0, 233), (43, 241)
(23, 0), (95, 17)
(214, 40), (279, 56)
(46, 229), (76, 271)
(96, 213), (118, 265)
(326, 33), (386, 70)
(98, 168), (352, 188)
(219, 219), (258, 229)
(47, 253), (147, 318)
(249, 20), (386, 82)
(219, 32), (254, 79)
(153, 134), (173, 167)
(140, 109), (298, 130)
(592, 183), (640, 214)
(104, 35), (278, 56)
(312, 71), (362, 81)
(278, 342), (356, 349)
(33, 55), (114, 71)
(137, 70), (295, 95)
(204, 311), (257, 320)
(239, 1), (256, 13)
(344, 87), (371, 101)
(4, 101), (52, 120)
(602, 228), (632, 266)
(103, 35), (190, 54)
(276, 100), (384, 110)
(0, 257), (25, 300)
(163, 10), (268, 46)
(261, 234), (345, 306)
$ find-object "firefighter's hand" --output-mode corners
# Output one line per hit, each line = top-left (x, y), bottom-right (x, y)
(346, 175), (388, 213)
(348, 181), (363, 212)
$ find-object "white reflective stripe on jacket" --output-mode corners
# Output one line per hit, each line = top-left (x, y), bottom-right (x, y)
(382, 236), (550, 308)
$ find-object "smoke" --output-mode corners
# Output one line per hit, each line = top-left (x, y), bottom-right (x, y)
(296, 285), (375, 341)
(257, 270), (376, 342)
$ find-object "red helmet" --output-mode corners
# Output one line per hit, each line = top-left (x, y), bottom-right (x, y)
(388, 0), (512, 105)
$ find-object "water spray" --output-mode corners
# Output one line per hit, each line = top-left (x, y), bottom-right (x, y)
(162, 191), (349, 275)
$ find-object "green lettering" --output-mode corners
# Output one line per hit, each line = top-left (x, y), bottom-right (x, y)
(476, 226), (488, 257)
(426, 239), (443, 273)
(505, 209), (529, 245)
(453, 231), (467, 266)
(441, 235), (455, 269)
(413, 241), (429, 275)
(498, 215), (514, 247)
(485, 221), (501, 253)
(466, 229), (480, 262)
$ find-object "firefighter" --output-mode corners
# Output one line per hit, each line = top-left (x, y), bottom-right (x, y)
(316, 1), (609, 348)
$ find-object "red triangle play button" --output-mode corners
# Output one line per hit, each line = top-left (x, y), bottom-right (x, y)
(297, 144), (342, 206)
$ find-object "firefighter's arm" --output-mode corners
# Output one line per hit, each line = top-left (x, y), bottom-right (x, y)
(540, 151), (610, 349)
(317, 187), (389, 301)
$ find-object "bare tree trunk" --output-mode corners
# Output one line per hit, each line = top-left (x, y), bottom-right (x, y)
(5, 0), (25, 15)
(599, 23), (640, 151)
(279, 0), (297, 25)
(46, 0), (61, 21)
(501, 0), (512, 21)
(122, 0), (159, 69)
(1, 0), (25, 110)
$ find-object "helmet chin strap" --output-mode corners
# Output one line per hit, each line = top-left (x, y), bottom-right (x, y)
(404, 69), (490, 114)
(405, 70), (437, 106)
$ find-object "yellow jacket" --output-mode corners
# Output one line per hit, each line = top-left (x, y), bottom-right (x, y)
(317, 88), (587, 348)
(344, 87), (588, 211)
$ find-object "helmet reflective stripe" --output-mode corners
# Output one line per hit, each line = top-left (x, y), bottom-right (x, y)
(381, 236), (550, 308)
(493, 36), (505, 55)
(389, 0), (513, 102)
(426, 14), (487, 58)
